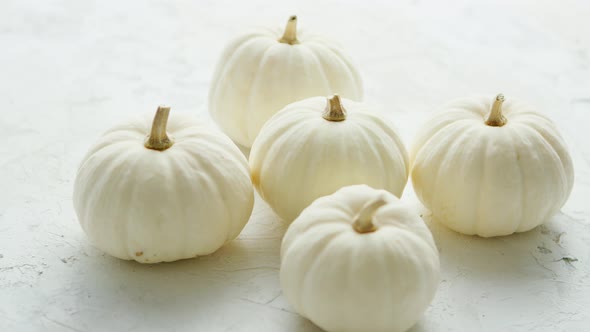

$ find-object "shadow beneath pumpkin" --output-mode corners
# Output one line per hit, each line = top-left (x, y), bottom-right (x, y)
(421, 207), (576, 284)
(404, 192), (575, 289)
(60, 195), (320, 331)
(235, 141), (251, 159)
(406, 202), (581, 332)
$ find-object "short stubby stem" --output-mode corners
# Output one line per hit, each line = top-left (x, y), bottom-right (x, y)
(144, 106), (174, 151)
(485, 94), (507, 127)
(352, 196), (388, 234)
(279, 15), (299, 45)
(322, 95), (347, 122)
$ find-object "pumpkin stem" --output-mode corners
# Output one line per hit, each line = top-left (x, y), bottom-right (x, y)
(279, 15), (299, 45)
(352, 196), (388, 233)
(485, 94), (507, 127)
(145, 106), (174, 151)
(322, 95), (347, 122)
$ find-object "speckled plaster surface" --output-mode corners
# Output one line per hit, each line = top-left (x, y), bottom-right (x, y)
(1, 0), (589, 331)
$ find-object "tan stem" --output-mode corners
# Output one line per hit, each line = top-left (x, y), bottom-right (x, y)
(279, 15), (299, 45)
(322, 95), (347, 121)
(144, 106), (174, 151)
(485, 94), (507, 126)
(352, 196), (388, 233)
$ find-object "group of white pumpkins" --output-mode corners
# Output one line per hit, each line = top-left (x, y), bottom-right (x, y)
(73, 16), (574, 332)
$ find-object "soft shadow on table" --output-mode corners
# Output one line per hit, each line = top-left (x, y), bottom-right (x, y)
(423, 210), (576, 283)
(59, 196), (321, 331)
(60, 198), (577, 331)
(407, 206), (580, 332)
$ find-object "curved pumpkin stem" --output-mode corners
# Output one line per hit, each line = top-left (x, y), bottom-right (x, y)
(145, 106), (174, 151)
(352, 195), (388, 233)
(485, 94), (507, 127)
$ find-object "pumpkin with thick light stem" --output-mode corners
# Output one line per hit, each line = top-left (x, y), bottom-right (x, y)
(73, 107), (254, 263)
(144, 106), (174, 150)
(250, 95), (409, 222)
(279, 15), (299, 45)
(280, 185), (440, 332)
(209, 15), (363, 148)
(411, 94), (574, 237)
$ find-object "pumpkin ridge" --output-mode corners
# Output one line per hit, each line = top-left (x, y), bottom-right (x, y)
(76, 139), (134, 175)
(281, 122), (328, 220)
(349, 119), (392, 193)
(452, 126), (486, 234)
(414, 122), (464, 207)
(297, 230), (351, 318)
(119, 153), (148, 261)
(209, 35), (269, 106)
(282, 227), (344, 312)
(296, 217), (351, 241)
(162, 151), (188, 259)
(316, 45), (363, 99)
(252, 118), (310, 204)
(306, 40), (364, 99)
(355, 113), (409, 183)
(511, 124), (544, 232)
(375, 234), (395, 328)
(526, 121), (574, 196)
(473, 132), (490, 236)
(380, 230), (439, 323)
(243, 43), (289, 143)
(178, 133), (248, 168)
(506, 126), (526, 234)
(161, 150), (189, 258)
(411, 117), (473, 162)
(92, 149), (142, 259)
(304, 45), (333, 93)
(515, 124), (568, 232)
(432, 126), (475, 232)
(178, 147), (243, 248)
(210, 37), (273, 144)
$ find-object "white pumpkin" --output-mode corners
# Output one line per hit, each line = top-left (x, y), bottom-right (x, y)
(73, 107), (254, 263)
(411, 94), (574, 237)
(281, 185), (440, 332)
(250, 95), (409, 222)
(209, 15), (363, 148)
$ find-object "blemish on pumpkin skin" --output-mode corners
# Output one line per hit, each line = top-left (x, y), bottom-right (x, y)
(135, 251), (143, 257)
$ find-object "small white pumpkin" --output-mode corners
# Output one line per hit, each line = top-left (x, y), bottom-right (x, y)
(73, 107), (254, 263)
(209, 15), (363, 148)
(281, 185), (440, 332)
(250, 95), (409, 222)
(411, 94), (574, 237)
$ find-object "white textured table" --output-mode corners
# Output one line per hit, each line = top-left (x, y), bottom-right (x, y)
(1, 1), (589, 331)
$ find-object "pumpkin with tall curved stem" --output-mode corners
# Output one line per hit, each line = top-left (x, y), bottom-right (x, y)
(280, 185), (440, 332)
